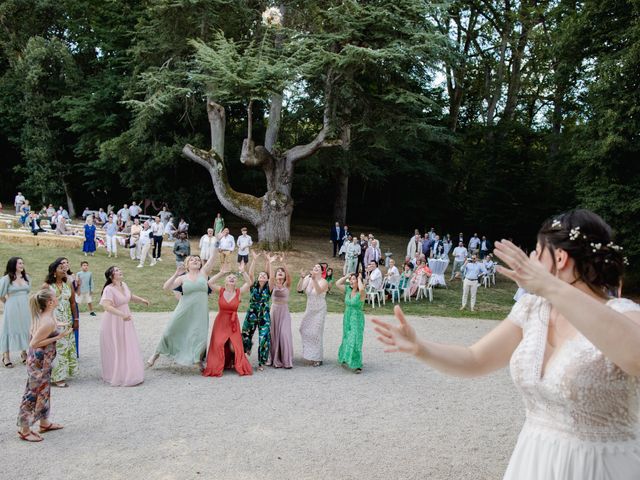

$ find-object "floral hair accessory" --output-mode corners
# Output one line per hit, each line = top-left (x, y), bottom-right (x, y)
(607, 242), (623, 252)
(623, 257), (630, 266)
(569, 227), (581, 241)
(551, 219), (562, 229)
(590, 242), (602, 253)
(262, 6), (283, 26)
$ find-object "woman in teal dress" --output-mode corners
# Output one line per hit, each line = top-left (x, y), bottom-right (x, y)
(241, 252), (272, 371)
(147, 252), (217, 368)
(335, 273), (366, 373)
(213, 213), (225, 236)
(1, 257), (31, 368)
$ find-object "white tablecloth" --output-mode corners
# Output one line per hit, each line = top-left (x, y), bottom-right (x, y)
(428, 258), (449, 287)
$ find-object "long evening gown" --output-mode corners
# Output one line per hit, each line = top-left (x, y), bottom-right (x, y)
(268, 285), (293, 368)
(299, 282), (327, 362)
(338, 286), (365, 370)
(504, 294), (640, 479)
(50, 282), (78, 383)
(155, 276), (209, 366)
(99, 283), (144, 386)
(0, 275), (31, 354)
(202, 289), (252, 377)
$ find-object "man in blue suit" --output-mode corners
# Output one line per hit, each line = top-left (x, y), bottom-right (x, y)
(330, 221), (345, 257)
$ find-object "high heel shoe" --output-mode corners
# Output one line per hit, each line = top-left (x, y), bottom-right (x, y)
(146, 353), (159, 368)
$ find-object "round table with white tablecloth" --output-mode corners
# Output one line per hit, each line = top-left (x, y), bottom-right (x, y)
(428, 258), (449, 287)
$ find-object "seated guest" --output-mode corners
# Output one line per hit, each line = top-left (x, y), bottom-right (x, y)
(365, 260), (383, 291)
(398, 262), (413, 294)
(81, 207), (92, 220)
(55, 216), (73, 235)
(29, 213), (45, 235)
(408, 255), (432, 297)
(96, 208), (108, 226)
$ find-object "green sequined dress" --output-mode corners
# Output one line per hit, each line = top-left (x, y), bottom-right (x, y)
(338, 285), (365, 369)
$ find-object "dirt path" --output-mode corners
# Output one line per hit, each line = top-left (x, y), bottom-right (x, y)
(0, 311), (522, 479)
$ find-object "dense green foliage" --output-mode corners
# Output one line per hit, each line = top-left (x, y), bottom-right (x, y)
(0, 1), (638, 283)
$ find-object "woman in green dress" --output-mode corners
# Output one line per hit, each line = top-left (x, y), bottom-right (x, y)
(44, 258), (78, 387)
(213, 213), (225, 236)
(335, 273), (366, 373)
(1, 257), (31, 367)
(147, 251), (217, 368)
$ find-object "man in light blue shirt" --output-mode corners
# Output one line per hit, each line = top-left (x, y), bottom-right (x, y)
(460, 255), (486, 311)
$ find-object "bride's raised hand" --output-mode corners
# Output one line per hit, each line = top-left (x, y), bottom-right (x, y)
(493, 240), (556, 295)
(372, 305), (419, 355)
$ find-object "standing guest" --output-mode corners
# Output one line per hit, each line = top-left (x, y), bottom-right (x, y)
(460, 254), (486, 312)
(137, 221), (154, 268)
(158, 206), (172, 226)
(147, 253), (216, 368)
(151, 215), (164, 263)
(104, 215), (118, 258)
(99, 266), (149, 386)
(450, 241), (468, 280)
(406, 233), (423, 262)
(268, 256), (293, 369)
(330, 221), (344, 257)
(357, 234), (368, 274)
(83, 216), (97, 256)
(217, 228), (235, 270)
(479, 235), (492, 259)
(443, 234), (453, 257)
(468, 232), (481, 255)
(325, 267), (335, 293)
(173, 231), (191, 266)
(428, 227), (437, 240)
(213, 212), (225, 236)
(44, 258), (78, 387)
(236, 227), (253, 265)
(373, 209), (640, 480)
(128, 201), (141, 220)
(117, 204), (130, 224)
(241, 252), (272, 371)
(458, 232), (465, 245)
(342, 225), (351, 246)
(431, 235), (445, 259)
(14, 192), (25, 215)
(336, 273), (366, 373)
(344, 236), (361, 275)
(96, 208), (108, 226)
(202, 265), (253, 377)
(76, 261), (96, 317)
(177, 218), (189, 234)
(55, 216), (73, 236)
(199, 228), (218, 261)
(129, 218), (142, 260)
(297, 264), (329, 367)
(1, 257), (31, 368)
(16, 289), (70, 442)
(364, 239), (382, 266)
(421, 233), (433, 259)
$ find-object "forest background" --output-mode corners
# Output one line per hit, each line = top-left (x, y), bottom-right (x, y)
(0, 0), (638, 285)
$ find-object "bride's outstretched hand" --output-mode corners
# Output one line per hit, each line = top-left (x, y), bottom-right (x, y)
(372, 305), (419, 355)
(493, 240), (556, 295)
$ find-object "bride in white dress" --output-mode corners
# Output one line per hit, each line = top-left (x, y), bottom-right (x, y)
(373, 209), (640, 479)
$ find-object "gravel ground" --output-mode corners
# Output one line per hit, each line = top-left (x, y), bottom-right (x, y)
(0, 311), (523, 480)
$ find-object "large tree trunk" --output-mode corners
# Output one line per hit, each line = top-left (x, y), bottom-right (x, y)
(62, 178), (76, 218)
(333, 168), (348, 224)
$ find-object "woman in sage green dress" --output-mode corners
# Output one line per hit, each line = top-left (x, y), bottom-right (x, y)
(44, 258), (78, 387)
(335, 273), (366, 373)
(1, 257), (31, 367)
(147, 252), (217, 368)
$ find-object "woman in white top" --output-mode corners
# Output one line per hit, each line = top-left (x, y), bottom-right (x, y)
(199, 228), (218, 261)
(374, 209), (640, 480)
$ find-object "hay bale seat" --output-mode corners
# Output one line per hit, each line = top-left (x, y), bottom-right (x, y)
(0, 230), (84, 248)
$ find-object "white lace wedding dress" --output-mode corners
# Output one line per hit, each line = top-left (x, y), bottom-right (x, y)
(505, 295), (640, 479)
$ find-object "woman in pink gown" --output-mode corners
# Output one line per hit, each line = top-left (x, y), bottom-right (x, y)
(267, 254), (293, 368)
(202, 264), (253, 377)
(99, 266), (149, 386)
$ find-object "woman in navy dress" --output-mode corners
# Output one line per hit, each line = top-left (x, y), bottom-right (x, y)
(83, 216), (97, 256)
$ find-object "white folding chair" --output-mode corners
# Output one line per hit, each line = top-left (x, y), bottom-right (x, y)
(387, 278), (401, 303)
(416, 283), (433, 302)
(366, 285), (380, 308)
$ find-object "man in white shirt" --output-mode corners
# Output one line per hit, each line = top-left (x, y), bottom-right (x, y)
(14, 192), (25, 214)
(406, 234), (422, 261)
(96, 208), (107, 226)
(151, 215), (165, 262)
(81, 207), (91, 220)
(366, 260), (383, 291)
(450, 241), (468, 280)
(117, 204), (130, 223)
(468, 233), (481, 255)
(236, 227), (253, 265)
(364, 239), (381, 266)
(217, 228), (235, 270)
(460, 255), (487, 311)
(199, 228), (218, 261)
(128, 201), (141, 220)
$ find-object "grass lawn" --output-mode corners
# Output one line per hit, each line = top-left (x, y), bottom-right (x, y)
(0, 227), (517, 319)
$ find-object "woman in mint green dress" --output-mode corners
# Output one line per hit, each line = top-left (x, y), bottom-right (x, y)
(1, 257), (31, 367)
(335, 273), (366, 373)
(213, 213), (225, 236)
(147, 253), (217, 368)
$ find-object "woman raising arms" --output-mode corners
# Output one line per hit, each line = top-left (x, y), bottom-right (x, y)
(298, 264), (329, 367)
(202, 263), (253, 377)
(241, 251), (272, 371)
(267, 254), (293, 369)
(335, 273), (366, 373)
(373, 210), (640, 480)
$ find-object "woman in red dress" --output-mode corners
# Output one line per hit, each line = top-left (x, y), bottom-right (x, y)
(202, 264), (253, 377)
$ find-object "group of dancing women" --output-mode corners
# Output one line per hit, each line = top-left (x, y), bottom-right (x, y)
(2, 248), (367, 442)
(4, 208), (640, 480)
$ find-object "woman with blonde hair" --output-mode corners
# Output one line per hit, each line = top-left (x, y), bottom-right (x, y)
(16, 289), (71, 442)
